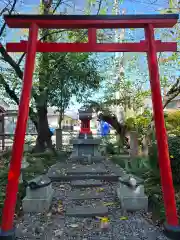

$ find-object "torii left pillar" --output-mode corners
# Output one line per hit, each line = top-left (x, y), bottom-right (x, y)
(0, 23), (38, 239)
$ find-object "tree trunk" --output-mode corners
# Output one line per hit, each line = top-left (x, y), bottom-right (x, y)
(56, 110), (64, 150)
(31, 0), (54, 153)
(33, 105), (53, 153)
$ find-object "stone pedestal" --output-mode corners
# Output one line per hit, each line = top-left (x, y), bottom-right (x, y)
(19, 157), (29, 183)
(117, 176), (148, 211)
(22, 175), (54, 213)
(70, 106), (104, 163)
(130, 131), (139, 157)
(24, 144), (30, 152)
(142, 136), (149, 157)
(70, 137), (104, 163)
(56, 128), (62, 150)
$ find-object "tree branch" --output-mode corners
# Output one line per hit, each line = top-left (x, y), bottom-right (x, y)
(0, 73), (19, 105)
(17, 52), (26, 65)
(97, 0), (103, 14)
(0, 45), (39, 101)
(52, 0), (63, 13)
(39, 29), (67, 41)
(0, 1), (10, 15)
(0, 45), (23, 79)
(0, 0), (18, 37)
(163, 77), (180, 109)
(0, 73), (38, 129)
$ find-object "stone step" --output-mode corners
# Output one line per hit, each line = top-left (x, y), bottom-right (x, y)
(69, 156), (105, 163)
(49, 174), (119, 182)
(66, 205), (108, 217)
(67, 164), (107, 175)
(71, 179), (102, 187)
(67, 189), (104, 200)
(104, 160), (126, 177)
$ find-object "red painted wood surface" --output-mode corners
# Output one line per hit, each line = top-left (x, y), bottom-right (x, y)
(1, 23), (39, 231)
(145, 24), (178, 226)
(80, 120), (91, 134)
(6, 40), (177, 52)
(4, 17), (177, 29)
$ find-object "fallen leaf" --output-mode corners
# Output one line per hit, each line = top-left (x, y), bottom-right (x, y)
(103, 202), (115, 206)
(97, 188), (104, 192)
(101, 217), (109, 222)
(70, 224), (79, 228)
(119, 216), (128, 220)
(57, 208), (63, 213)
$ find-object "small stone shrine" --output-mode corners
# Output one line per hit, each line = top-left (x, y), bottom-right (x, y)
(70, 106), (104, 163)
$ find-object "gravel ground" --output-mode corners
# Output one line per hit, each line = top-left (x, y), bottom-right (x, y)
(15, 180), (169, 240)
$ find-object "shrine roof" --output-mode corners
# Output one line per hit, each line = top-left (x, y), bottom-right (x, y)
(4, 14), (179, 29)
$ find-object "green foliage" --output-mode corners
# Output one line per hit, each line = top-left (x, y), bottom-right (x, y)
(114, 135), (180, 221)
(168, 136), (180, 184)
(35, 27), (103, 125)
(125, 117), (136, 130)
(47, 52), (102, 108)
(125, 109), (152, 137)
(102, 134), (118, 154)
(125, 156), (150, 176)
(103, 77), (150, 116)
(147, 142), (159, 173)
(105, 142), (117, 154)
(111, 155), (126, 168)
(165, 111), (180, 136)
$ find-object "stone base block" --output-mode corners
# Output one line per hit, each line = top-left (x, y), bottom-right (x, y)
(117, 183), (145, 197)
(67, 164), (107, 175)
(92, 156), (105, 162)
(26, 183), (53, 199)
(120, 196), (148, 211)
(22, 188), (54, 213)
(70, 139), (101, 145)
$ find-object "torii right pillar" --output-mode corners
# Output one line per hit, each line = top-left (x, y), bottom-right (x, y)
(145, 23), (180, 239)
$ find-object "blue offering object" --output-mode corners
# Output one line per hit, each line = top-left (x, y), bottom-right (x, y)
(100, 121), (110, 136)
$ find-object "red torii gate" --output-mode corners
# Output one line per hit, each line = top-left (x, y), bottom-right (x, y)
(0, 14), (179, 239)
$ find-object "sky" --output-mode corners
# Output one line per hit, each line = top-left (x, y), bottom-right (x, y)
(1, 0), (179, 111)
(11, 0), (169, 14)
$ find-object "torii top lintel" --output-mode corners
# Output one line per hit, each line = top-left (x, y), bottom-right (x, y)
(4, 14), (178, 29)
